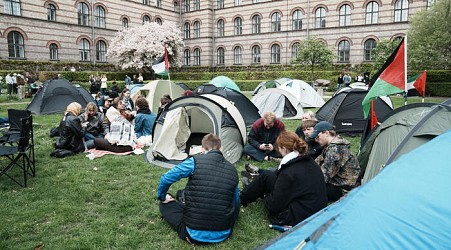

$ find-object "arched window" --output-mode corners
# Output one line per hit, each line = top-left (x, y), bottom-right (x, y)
(155, 18), (163, 25)
(184, 22), (191, 39)
(252, 45), (261, 64)
(96, 40), (107, 62)
(339, 4), (351, 26)
(365, 1), (379, 24)
(142, 15), (151, 24)
(364, 39), (377, 61)
(217, 47), (225, 65)
(252, 15), (261, 34)
(95, 6), (106, 28)
(47, 4), (56, 21)
(271, 44), (280, 64)
(193, 21), (200, 38)
(234, 46), (242, 64)
(315, 7), (326, 28)
(77, 3), (89, 26)
(234, 17), (242, 35)
(122, 18), (129, 30)
(217, 19), (224, 37)
(7, 31), (25, 58)
(4, 0), (21, 15)
(291, 42), (300, 59)
(292, 10), (302, 30)
(194, 48), (201, 65)
(394, 0), (408, 22)
(271, 12), (281, 32)
(79, 38), (90, 61)
(338, 40), (350, 62)
(49, 43), (58, 60)
(183, 49), (191, 65)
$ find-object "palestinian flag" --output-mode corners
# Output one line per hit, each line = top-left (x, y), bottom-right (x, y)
(152, 47), (169, 76)
(407, 70), (427, 97)
(362, 38), (405, 118)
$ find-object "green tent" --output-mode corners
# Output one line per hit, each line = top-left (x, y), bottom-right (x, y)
(209, 76), (240, 92)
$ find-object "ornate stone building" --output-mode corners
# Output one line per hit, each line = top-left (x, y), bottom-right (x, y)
(0, 0), (436, 67)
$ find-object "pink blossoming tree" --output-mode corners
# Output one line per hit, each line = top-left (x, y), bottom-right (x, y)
(107, 21), (184, 70)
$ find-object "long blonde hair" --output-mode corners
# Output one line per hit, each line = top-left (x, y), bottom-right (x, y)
(66, 102), (82, 116)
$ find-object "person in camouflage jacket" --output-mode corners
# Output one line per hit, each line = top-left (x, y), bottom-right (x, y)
(310, 121), (360, 202)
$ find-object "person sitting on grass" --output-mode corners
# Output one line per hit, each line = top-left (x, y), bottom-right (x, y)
(243, 111), (285, 162)
(79, 102), (105, 148)
(55, 102), (85, 154)
(93, 113), (137, 153)
(301, 119), (323, 160)
(311, 121), (361, 202)
(240, 131), (327, 227)
(134, 97), (156, 145)
(157, 134), (239, 244)
(295, 110), (317, 140)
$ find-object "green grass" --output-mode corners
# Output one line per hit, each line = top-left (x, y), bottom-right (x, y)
(0, 95), (448, 249)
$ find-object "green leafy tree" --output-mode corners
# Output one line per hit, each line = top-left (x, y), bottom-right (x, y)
(408, 0), (451, 70)
(371, 38), (402, 72)
(293, 37), (334, 83)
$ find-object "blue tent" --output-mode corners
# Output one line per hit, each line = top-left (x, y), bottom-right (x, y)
(209, 76), (240, 92)
(262, 130), (451, 249)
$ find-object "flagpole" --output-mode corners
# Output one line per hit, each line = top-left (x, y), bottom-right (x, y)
(404, 35), (408, 106)
(165, 46), (173, 98)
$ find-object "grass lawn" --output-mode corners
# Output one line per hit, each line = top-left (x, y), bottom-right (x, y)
(0, 94), (448, 249)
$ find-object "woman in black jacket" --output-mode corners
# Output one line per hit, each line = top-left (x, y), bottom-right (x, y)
(55, 102), (85, 153)
(240, 131), (328, 226)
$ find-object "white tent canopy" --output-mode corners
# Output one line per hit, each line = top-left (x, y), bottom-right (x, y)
(279, 79), (325, 108)
(251, 88), (304, 119)
(131, 80), (184, 113)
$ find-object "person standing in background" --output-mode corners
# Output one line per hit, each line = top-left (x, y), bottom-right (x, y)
(5, 73), (13, 95)
(100, 74), (108, 95)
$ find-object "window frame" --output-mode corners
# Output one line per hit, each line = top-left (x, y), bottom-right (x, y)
(252, 15), (261, 34)
(338, 40), (350, 63)
(271, 12), (282, 32)
(365, 1), (379, 24)
(122, 18), (129, 30)
(96, 40), (107, 62)
(183, 49), (191, 66)
(394, 0), (409, 22)
(291, 42), (300, 59)
(271, 44), (281, 64)
(193, 21), (200, 38)
(47, 4), (56, 21)
(95, 6), (106, 28)
(194, 48), (201, 65)
(234, 17), (242, 35)
(79, 38), (90, 62)
(217, 19), (225, 37)
(194, 0), (200, 10)
(77, 2), (90, 26)
(49, 43), (58, 61)
(217, 0), (224, 9)
(315, 7), (326, 28)
(292, 10), (302, 30)
(184, 0), (190, 12)
(184, 22), (191, 39)
(252, 45), (261, 64)
(142, 15), (151, 24)
(364, 39), (377, 61)
(233, 46), (242, 65)
(217, 47), (225, 65)
(4, 0), (21, 16)
(339, 4), (351, 27)
(7, 31), (25, 59)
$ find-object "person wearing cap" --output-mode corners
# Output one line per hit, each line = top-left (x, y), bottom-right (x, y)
(311, 121), (360, 202)
(243, 111), (285, 162)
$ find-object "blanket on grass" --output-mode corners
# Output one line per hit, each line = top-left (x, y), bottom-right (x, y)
(85, 148), (133, 159)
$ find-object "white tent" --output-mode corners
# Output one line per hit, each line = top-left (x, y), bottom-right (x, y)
(279, 79), (325, 108)
(131, 80), (184, 113)
(251, 88), (304, 119)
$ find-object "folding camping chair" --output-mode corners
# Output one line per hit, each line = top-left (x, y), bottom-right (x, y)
(0, 116), (35, 187)
(0, 109), (32, 144)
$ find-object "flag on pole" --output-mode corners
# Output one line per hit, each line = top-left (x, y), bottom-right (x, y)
(362, 38), (406, 118)
(407, 70), (427, 97)
(152, 47), (169, 76)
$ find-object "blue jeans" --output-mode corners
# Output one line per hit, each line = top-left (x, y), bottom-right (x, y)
(243, 144), (280, 162)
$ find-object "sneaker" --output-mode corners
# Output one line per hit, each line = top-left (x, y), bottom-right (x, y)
(245, 163), (259, 175)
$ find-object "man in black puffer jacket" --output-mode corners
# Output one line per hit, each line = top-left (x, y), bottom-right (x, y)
(157, 134), (239, 244)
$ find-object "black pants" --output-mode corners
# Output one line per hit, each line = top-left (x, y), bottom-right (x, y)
(159, 199), (238, 244)
(240, 169), (277, 206)
(94, 138), (132, 153)
(326, 183), (344, 202)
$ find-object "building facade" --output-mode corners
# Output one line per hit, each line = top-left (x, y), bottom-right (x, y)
(0, 0), (436, 67)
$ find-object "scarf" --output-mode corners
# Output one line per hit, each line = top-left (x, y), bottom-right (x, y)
(277, 151), (300, 170)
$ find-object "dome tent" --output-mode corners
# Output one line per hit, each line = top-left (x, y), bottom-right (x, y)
(130, 80), (184, 113)
(209, 76), (240, 92)
(251, 88), (304, 119)
(27, 79), (93, 114)
(146, 94), (247, 168)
